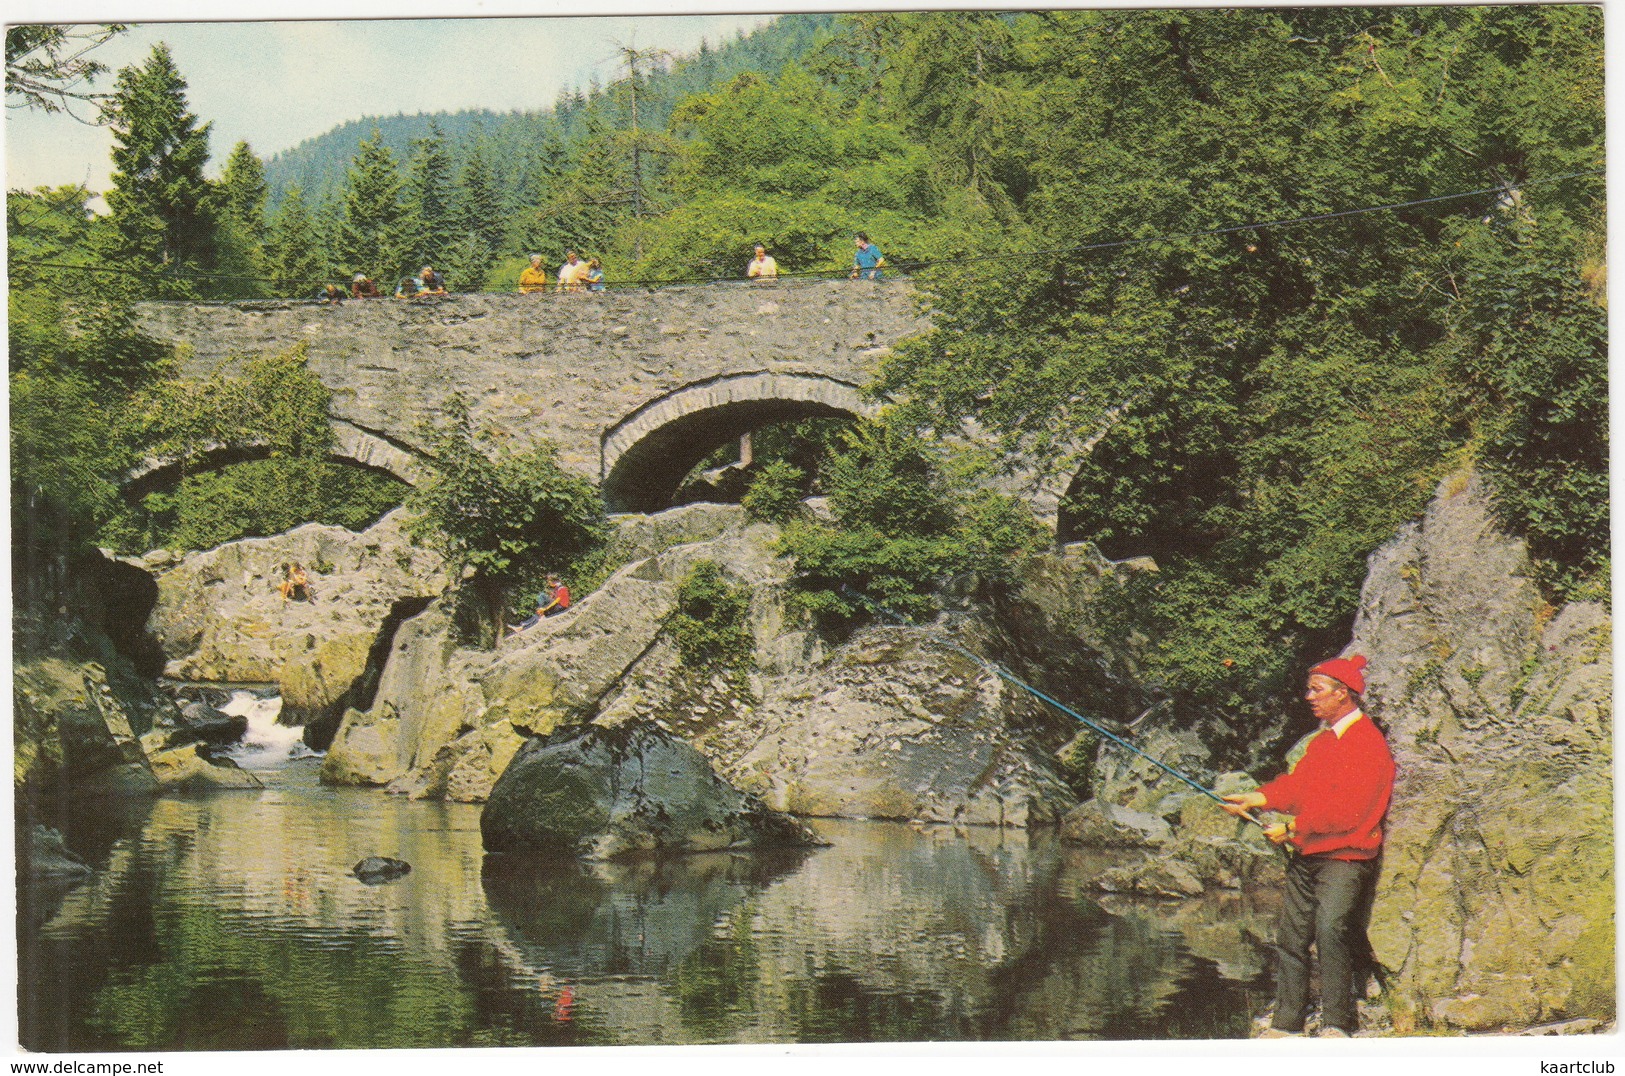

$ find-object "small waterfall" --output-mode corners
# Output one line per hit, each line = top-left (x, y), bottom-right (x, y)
(217, 690), (320, 769)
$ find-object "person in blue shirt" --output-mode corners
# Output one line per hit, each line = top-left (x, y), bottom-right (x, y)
(850, 233), (886, 281)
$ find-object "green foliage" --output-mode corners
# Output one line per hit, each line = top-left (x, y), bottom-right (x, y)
(333, 128), (409, 283)
(5, 23), (126, 119)
(11, 369), (134, 557)
(742, 459), (806, 523)
(401, 121), (458, 272)
(97, 346), (408, 553)
(99, 44), (219, 299)
(863, 6), (1604, 735)
(214, 140), (271, 298)
(667, 560), (755, 671)
(1438, 216), (1608, 600)
(406, 401), (608, 638)
(780, 419), (1046, 623)
(123, 459), (404, 553)
(265, 184), (325, 296)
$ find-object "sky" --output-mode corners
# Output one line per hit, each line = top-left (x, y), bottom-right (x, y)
(4, 4), (779, 197)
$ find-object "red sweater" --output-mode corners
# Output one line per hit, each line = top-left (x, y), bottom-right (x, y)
(1259, 712), (1395, 860)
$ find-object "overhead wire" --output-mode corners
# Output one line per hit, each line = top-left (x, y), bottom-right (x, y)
(8, 166), (1602, 298)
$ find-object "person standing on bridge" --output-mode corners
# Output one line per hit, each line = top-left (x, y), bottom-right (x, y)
(850, 233), (886, 281)
(747, 244), (778, 281)
(519, 255), (550, 294)
(558, 251), (588, 292)
(1223, 654), (1394, 1038)
(419, 266), (447, 295)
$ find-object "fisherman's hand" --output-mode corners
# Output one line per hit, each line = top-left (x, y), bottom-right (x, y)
(1263, 822), (1293, 844)
(1221, 791), (1266, 815)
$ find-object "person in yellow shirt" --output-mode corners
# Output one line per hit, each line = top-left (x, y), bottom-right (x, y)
(519, 254), (549, 294)
(746, 244), (779, 281)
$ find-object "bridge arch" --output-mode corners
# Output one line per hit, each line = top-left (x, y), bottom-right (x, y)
(123, 420), (429, 498)
(601, 371), (880, 513)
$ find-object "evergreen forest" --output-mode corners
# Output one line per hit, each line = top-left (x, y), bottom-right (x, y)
(8, 7), (1605, 733)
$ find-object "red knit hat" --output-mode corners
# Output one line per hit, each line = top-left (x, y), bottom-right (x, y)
(1310, 654), (1367, 695)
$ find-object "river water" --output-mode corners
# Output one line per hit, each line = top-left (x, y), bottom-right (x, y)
(20, 740), (1280, 1050)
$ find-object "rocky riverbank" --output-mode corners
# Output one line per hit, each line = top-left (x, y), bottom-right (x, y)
(1051, 470), (1613, 1033)
(19, 467), (1610, 1036)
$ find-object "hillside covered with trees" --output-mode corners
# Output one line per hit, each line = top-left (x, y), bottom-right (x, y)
(9, 7), (1605, 741)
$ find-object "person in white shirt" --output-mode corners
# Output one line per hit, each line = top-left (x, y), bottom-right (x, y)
(746, 244), (779, 281)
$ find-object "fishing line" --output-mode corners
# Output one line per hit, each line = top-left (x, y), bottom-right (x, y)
(838, 585), (1268, 830)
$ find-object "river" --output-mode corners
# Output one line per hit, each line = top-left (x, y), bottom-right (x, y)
(20, 701), (1280, 1050)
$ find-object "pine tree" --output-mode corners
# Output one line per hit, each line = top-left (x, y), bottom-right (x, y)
(455, 134), (504, 262)
(334, 128), (408, 283)
(266, 184), (324, 297)
(403, 120), (456, 272)
(99, 43), (218, 299)
(216, 140), (270, 297)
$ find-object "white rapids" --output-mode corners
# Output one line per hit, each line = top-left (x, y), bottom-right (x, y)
(215, 690), (321, 769)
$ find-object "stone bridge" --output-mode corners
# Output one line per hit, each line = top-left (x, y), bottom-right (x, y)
(134, 280), (928, 513)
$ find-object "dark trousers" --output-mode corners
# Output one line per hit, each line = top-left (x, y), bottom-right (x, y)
(1271, 853), (1381, 1033)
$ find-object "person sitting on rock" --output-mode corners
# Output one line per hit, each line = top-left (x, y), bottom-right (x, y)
(279, 562), (313, 603)
(312, 283), (346, 303)
(394, 276), (422, 299)
(418, 265), (448, 295)
(351, 273), (381, 299)
(510, 575), (570, 633)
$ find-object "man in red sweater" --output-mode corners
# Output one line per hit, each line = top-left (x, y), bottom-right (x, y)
(1223, 654), (1395, 1038)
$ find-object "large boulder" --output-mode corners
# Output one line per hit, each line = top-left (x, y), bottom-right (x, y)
(726, 623), (1079, 825)
(328, 511), (1080, 827)
(1354, 471), (1612, 1032)
(481, 721), (823, 859)
(14, 658), (158, 799)
(144, 508), (452, 727)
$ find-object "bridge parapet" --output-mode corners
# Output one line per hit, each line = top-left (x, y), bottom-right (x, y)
(134, 281), (927, 501)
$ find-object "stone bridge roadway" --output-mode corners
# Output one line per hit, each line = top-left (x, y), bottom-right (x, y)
(134, 280), (930, 513)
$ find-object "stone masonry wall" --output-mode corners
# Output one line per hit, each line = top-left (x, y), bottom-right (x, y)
(134, 281), (927, 484)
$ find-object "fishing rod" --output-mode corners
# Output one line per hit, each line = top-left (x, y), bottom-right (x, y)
(839, 585), (1271, 832)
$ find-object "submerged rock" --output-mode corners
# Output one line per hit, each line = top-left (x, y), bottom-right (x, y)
(25, 826), (93, 879)
(144, 743), (264, 790)
(353, 856), (412, 884)
(481, 721), (823, 860)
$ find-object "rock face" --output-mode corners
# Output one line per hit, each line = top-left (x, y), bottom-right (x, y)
(13, 658), (159, 799)
(143, 509), (451, 728)
(1049, 470), (1611, 1031)
(324, 503), (1081, 825)
(1353, 471), (1612, 1032)
(482, 721), (822, 859)
(716, 625), (1080, 826)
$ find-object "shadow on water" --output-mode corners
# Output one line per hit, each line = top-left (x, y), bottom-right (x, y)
(19, 793), (1276, 1050)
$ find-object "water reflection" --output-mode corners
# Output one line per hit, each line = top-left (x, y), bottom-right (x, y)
(20, 782), (1272, 1050)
